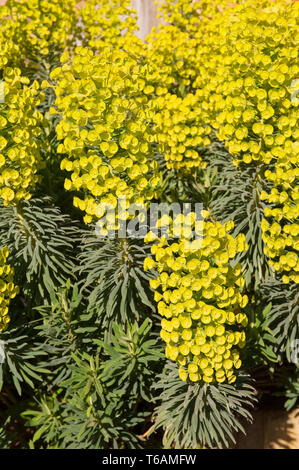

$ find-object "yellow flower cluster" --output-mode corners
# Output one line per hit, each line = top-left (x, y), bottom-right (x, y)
(0, 0), (79, 63)
(192, 0), (299, 167)
(153, 91), (210, 172)
(144, 10), (214, 172)
(0, 246), (19, 332)
(146, 24), (198, 94)
(158, 0), (231, 35)
(150, 0), (299, 281)
(180, 0), (298, 283)
(0, 23), (20, 70)
(51, 47), (161, 228)
(143, 2), (245, 172)
(153, 0), (298, 173)
(79, 0), (138, 53)
(261, 141), (299, 284)
(0, 68), (43, 205)
(144, 212), (248, 384)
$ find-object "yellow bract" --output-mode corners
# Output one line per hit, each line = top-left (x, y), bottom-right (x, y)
(153, 92), (210, 172)
(144, 213), (248, 384)
(0, 0), (79, 64)
(261, 142), (299, 283)
(164, 0), (299, 283)
(0, 246), (19, 332)
(79, 0), (138, 53)
(51, 47), (161, 228)
(192, 0), (299, 284)
(191, 0), (298, 169)
(0, 68), (43, 205)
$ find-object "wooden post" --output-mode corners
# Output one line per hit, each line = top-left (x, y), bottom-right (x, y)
(131, 0), (162, 40)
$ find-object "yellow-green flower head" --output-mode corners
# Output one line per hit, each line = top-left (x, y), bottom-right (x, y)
(179, 0), (298, 283)
(143, 1), (247, 172)
(261, 142), (299, 283)
(153, 91), (210, 172)
(0, 20), (20, 70)
(0, 246), (19, 332)
(78, 0), (138, 53)
(51, 47), (161, 228)
(145, 24), (198, 95)
(192, 0), (298, 167)
(144, 212), (248, 384)
(0, 0), (79, 66)
(0, 68), (43, 206)
(158, 0), (235, 35)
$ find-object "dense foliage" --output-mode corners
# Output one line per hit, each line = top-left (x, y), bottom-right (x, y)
(0, 0), (298, 450)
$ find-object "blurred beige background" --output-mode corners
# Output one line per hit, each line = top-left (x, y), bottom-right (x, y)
(131, 0), (162, 39)
(234, 407), (299, 449)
